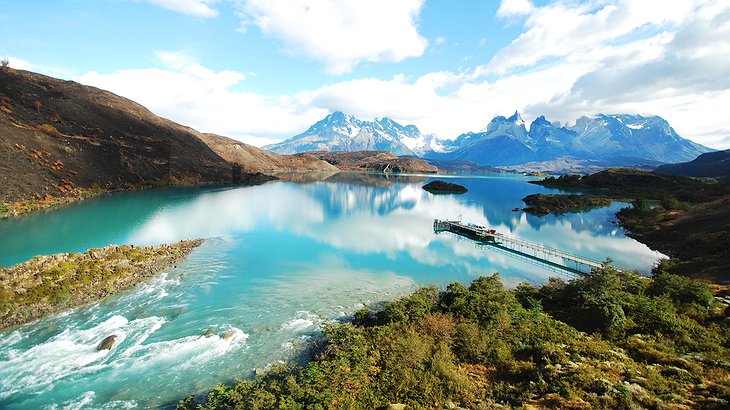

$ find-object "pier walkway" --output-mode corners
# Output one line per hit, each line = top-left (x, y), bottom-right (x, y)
(433, 219), (610, 275)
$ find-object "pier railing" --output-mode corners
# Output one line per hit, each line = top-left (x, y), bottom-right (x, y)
(434, 219), (612, 275)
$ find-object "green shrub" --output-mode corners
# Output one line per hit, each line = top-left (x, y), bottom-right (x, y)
(179, 272), (730, 409)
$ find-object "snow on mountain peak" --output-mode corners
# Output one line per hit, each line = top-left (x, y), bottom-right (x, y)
(507, 111), (525, 126)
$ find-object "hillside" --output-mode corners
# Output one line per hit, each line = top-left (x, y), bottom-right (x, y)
(197, 133), (337, 174)
(1, 69), (419, 218)
(181, 269), (729, 409)
(655, 149), (730, 179)
(532, 168), (730, 281)
(0, 68), (267, 211)
(294, 150), (437, 173)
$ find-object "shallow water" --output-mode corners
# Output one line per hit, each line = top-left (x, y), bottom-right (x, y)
(0, 173), (664, 408)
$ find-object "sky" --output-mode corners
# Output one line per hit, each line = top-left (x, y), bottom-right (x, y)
(1, 0), (729, 149)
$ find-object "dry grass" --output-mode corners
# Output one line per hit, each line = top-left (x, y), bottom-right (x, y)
(35, 123), (62, 138)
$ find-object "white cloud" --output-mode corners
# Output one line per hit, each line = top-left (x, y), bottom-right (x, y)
(3, 57), (34, 71)
(486, 0), (697, 75)
(518, 0), (730, 148)
(496, 0), (534, 18)
(79, 51), (326, 145)
(75, 1), (730, 150)
(235, 0), (428, 74)
(136, 0), (219, 18)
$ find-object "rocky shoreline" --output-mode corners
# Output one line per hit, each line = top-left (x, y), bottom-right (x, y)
(0, 239), (204, 330)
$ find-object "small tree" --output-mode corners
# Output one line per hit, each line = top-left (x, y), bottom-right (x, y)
(1, 58), (9, 68)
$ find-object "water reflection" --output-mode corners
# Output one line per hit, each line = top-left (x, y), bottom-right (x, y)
(0, 176), (663, 277)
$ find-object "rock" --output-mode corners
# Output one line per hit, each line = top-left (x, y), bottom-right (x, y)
(203, 328), (215, 337)
(387, 405), (407, 410)
(220, 330), (236, 340)
(96, 335), (117, 351)
(88, 250), (99, 259)
(422, 180), (468, 194)
(512, 207), (521, 212)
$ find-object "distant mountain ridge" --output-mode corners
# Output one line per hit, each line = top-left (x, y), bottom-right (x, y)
(425, 112), (711, 166)
(272, 111), (712, 169)
(264, 112), (434, 156)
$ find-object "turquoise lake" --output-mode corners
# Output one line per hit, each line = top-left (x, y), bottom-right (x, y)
(0, 173), (664, 409)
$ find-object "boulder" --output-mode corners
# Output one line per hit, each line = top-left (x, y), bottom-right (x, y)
(220, 330), (236, 340)
(96, 335), (117, 351)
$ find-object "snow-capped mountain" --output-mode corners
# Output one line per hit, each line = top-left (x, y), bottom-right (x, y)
(425, 112), (711, 166)
(265, 111), (711, 167)
(569, 114), (708, 163)
(264, 112), (431, 156)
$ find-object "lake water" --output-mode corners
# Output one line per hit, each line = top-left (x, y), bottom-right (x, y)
(0, 173), (664, 409)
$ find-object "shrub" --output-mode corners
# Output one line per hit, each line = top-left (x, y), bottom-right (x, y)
(35, 123), (62, 137)
(379, 285), (439, 323)
(650, 263), (714, 308)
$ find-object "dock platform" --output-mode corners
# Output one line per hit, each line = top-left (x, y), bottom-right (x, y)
(434, 219), (610, 275)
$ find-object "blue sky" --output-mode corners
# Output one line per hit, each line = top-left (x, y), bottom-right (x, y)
(2, 0), (729, 149)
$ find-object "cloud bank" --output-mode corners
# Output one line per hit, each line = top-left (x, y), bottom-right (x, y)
(82, 0), (730, 149)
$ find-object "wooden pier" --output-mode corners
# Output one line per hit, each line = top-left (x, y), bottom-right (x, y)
(433, 219), (609, 275)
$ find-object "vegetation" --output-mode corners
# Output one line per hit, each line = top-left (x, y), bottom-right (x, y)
(522, 193), (612, 215)
(0, 239), (203, 329)
(0, 186), (106, 219)
(531, 168), (730, 282)
(35, 123), (61, 137)
(179, 265), (730, 409)
(531, 168), (730, 204)
(423, 180), (468, 194)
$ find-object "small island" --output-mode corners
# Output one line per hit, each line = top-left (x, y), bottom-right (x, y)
(522, 193), (612, 215)
(0, 239), (203, 329)
(422, 180), (468, 194)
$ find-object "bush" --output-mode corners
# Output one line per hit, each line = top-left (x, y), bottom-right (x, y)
(650, 263), (714, 308)
(35, 123), (62, 137)
(379, 285), (439, 323)
(180, 272), (730, 410)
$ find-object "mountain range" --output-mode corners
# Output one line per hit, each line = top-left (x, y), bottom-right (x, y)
(267, 111), (712, 167)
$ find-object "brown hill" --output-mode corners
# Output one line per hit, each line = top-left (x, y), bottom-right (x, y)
(294, 151), (438, 173)
(0, 68), (262, 205)
(197, 133), (337, 174)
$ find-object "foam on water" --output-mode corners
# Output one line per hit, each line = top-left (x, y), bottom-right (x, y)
(279, 311), (320, 333)
(0, 330), (24, 351)
(52, 391), (96, 410)
(0, 315), (159, 398)
(120, 327), (248, 373)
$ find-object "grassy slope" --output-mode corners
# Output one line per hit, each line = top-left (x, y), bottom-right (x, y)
(179, 266), (730, 410)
